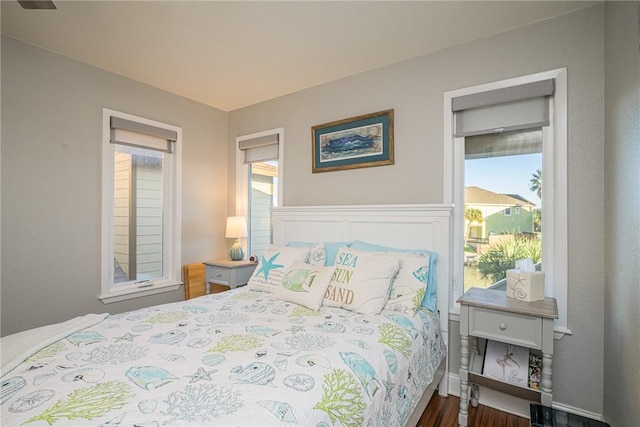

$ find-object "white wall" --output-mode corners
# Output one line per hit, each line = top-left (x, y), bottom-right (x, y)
(603, 2), (640, 426)
(1, 36), (230, 335)
(228, 5), (607, 417)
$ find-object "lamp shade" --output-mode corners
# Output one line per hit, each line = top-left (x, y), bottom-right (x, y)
(225, 216), (247, 239)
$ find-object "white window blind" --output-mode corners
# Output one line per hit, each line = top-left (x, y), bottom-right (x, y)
(238, 134), (279, 163)
(110, 116), (177, 153)
(453, 79), (555, 137)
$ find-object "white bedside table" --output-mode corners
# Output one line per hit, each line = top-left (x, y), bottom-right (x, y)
(457, 287), (558, 427)
(203, 259), (257, 294)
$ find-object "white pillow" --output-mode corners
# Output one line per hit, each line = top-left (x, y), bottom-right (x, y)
(383, 252), (431, 314)
(247, 246), (310, 293)
(273, 262), (335, 311)
(323, 247), (399, 315)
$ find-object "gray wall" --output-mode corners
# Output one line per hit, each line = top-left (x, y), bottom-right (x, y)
(229, 5), (607, 417)
(603, 2), (640, 426)
(1, 36), (230, 336)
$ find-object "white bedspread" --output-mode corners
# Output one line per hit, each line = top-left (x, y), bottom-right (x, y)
(0, 288), (445, 426)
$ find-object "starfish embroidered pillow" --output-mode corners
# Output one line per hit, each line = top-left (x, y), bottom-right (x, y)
(246, 246), (310, 293)
(273, 262), (336, 311)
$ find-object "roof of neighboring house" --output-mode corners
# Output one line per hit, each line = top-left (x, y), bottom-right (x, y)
(465, 186), (536, 207)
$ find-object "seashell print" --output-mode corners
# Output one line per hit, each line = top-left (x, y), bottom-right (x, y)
(289, 317), (305, 325)
(183, 305), (209, 314)
(201, 353), (226, 367)
(61, 368), (105, 383)
(159, 353), (184, 363)
(8, 389), (55, 412)
(353, 326), (374, 335)
(274, 357), (288, 371)
(132, 324), (153, 333)
(295, 354), (331, 370)
(1, 377), (26, 404)
(258, 400), (297, 423)
(282, 373), (315, 392)
(384, 349), (398, 373)
(33, 370), (57, 385)
(229, 362), (275, 386)
(138, 399), (158, 414)
(148, 329), (186, 346)
(314, 321), (346, 333)
(346, 339), (371, 350)
(65, 351), (83, 361)
(207, 325), (232, 335)
(186, 337), (212, 348)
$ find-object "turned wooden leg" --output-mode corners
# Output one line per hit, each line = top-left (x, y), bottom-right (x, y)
(541, 352), (553, 406)
(459, 335), (470, 426)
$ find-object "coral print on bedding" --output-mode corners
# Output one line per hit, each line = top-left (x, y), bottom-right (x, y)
(0, 288), (445, 427)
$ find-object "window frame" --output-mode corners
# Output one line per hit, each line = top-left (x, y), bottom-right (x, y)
(235, 128), (284, 256)
(100, 109), (182, 303)
(444, 68), (570, 336)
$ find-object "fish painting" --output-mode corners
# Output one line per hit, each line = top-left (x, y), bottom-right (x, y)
(245, 325), (280, 337)
(412, 265), (429, 283)
(396, 385), (412, 421)
(66, 330), (106, 346)
(148, 329), (186, 346)
(229, 362), (275, 386)
(339, 351), (381, 398)
(385, 314), (421, 340)
(314, 320), (346, 333)
(126, 365), (177, 390)
(258, 400), (297, 423)
(1, 377), (26, 404)
(281, 268), (317, 292)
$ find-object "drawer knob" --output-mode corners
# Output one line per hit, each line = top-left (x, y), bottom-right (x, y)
(499, 323), (507, 330)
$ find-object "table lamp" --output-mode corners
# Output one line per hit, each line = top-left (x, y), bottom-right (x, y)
(225, 216), (247, 261)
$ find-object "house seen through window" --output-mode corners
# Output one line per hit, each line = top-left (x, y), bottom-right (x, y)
(463, 129), (542, 292)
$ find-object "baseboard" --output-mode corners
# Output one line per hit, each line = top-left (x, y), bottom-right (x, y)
(447, 373), (606, 421)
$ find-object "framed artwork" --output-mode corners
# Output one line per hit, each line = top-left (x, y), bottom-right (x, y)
(311, 109), (394, 173)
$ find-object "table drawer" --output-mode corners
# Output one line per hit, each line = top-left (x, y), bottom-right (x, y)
(206, 266), (230, 286)
(469, 307), (542, 349)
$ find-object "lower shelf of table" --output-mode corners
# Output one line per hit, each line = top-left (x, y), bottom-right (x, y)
(468, 351), (542, 403)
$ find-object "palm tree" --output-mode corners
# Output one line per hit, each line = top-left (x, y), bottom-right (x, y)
(530, 169), (542, 199)
(464, 207), (484, 241)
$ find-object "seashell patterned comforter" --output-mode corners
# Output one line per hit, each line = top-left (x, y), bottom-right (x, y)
(0, 287), (445, 426)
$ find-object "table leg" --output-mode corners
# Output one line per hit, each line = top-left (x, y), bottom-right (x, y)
(459, 334), (469, 426)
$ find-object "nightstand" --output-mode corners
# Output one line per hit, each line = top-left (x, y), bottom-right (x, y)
(203, 259), (257, 294)
(457, 287), (558, 427)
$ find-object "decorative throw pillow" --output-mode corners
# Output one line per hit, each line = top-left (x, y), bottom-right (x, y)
(247, 246), (310, 293)
(323, 247), (400, 315)
(285, 241), (353, 267)
(350, 240), (438, 312)
(382, 252), (431, 314)
(273, 262), (335, 311)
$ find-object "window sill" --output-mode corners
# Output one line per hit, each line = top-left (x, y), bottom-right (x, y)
(98, 280), (182, 304)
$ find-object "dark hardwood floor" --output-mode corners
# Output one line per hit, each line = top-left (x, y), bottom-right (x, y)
(417, 394), (529, 427)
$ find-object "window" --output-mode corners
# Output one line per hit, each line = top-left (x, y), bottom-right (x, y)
(236, 129), (284, 259)
(100, 109), (182, 303)
(444, 69), (570, 335)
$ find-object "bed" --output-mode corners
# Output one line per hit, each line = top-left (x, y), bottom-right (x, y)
(1, 204), (451, 426)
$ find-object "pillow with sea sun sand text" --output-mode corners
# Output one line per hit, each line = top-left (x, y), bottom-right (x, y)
(323, 247), (400, 315)
(383, 252), (431, 314)
(273, 262), (336, 311)
(247, 246), (310, 293)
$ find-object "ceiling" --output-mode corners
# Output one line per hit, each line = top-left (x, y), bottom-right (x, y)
(1, 1), (598, 112)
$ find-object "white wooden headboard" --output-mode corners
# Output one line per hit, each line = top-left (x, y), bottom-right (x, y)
(272, 203), (452, 393)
